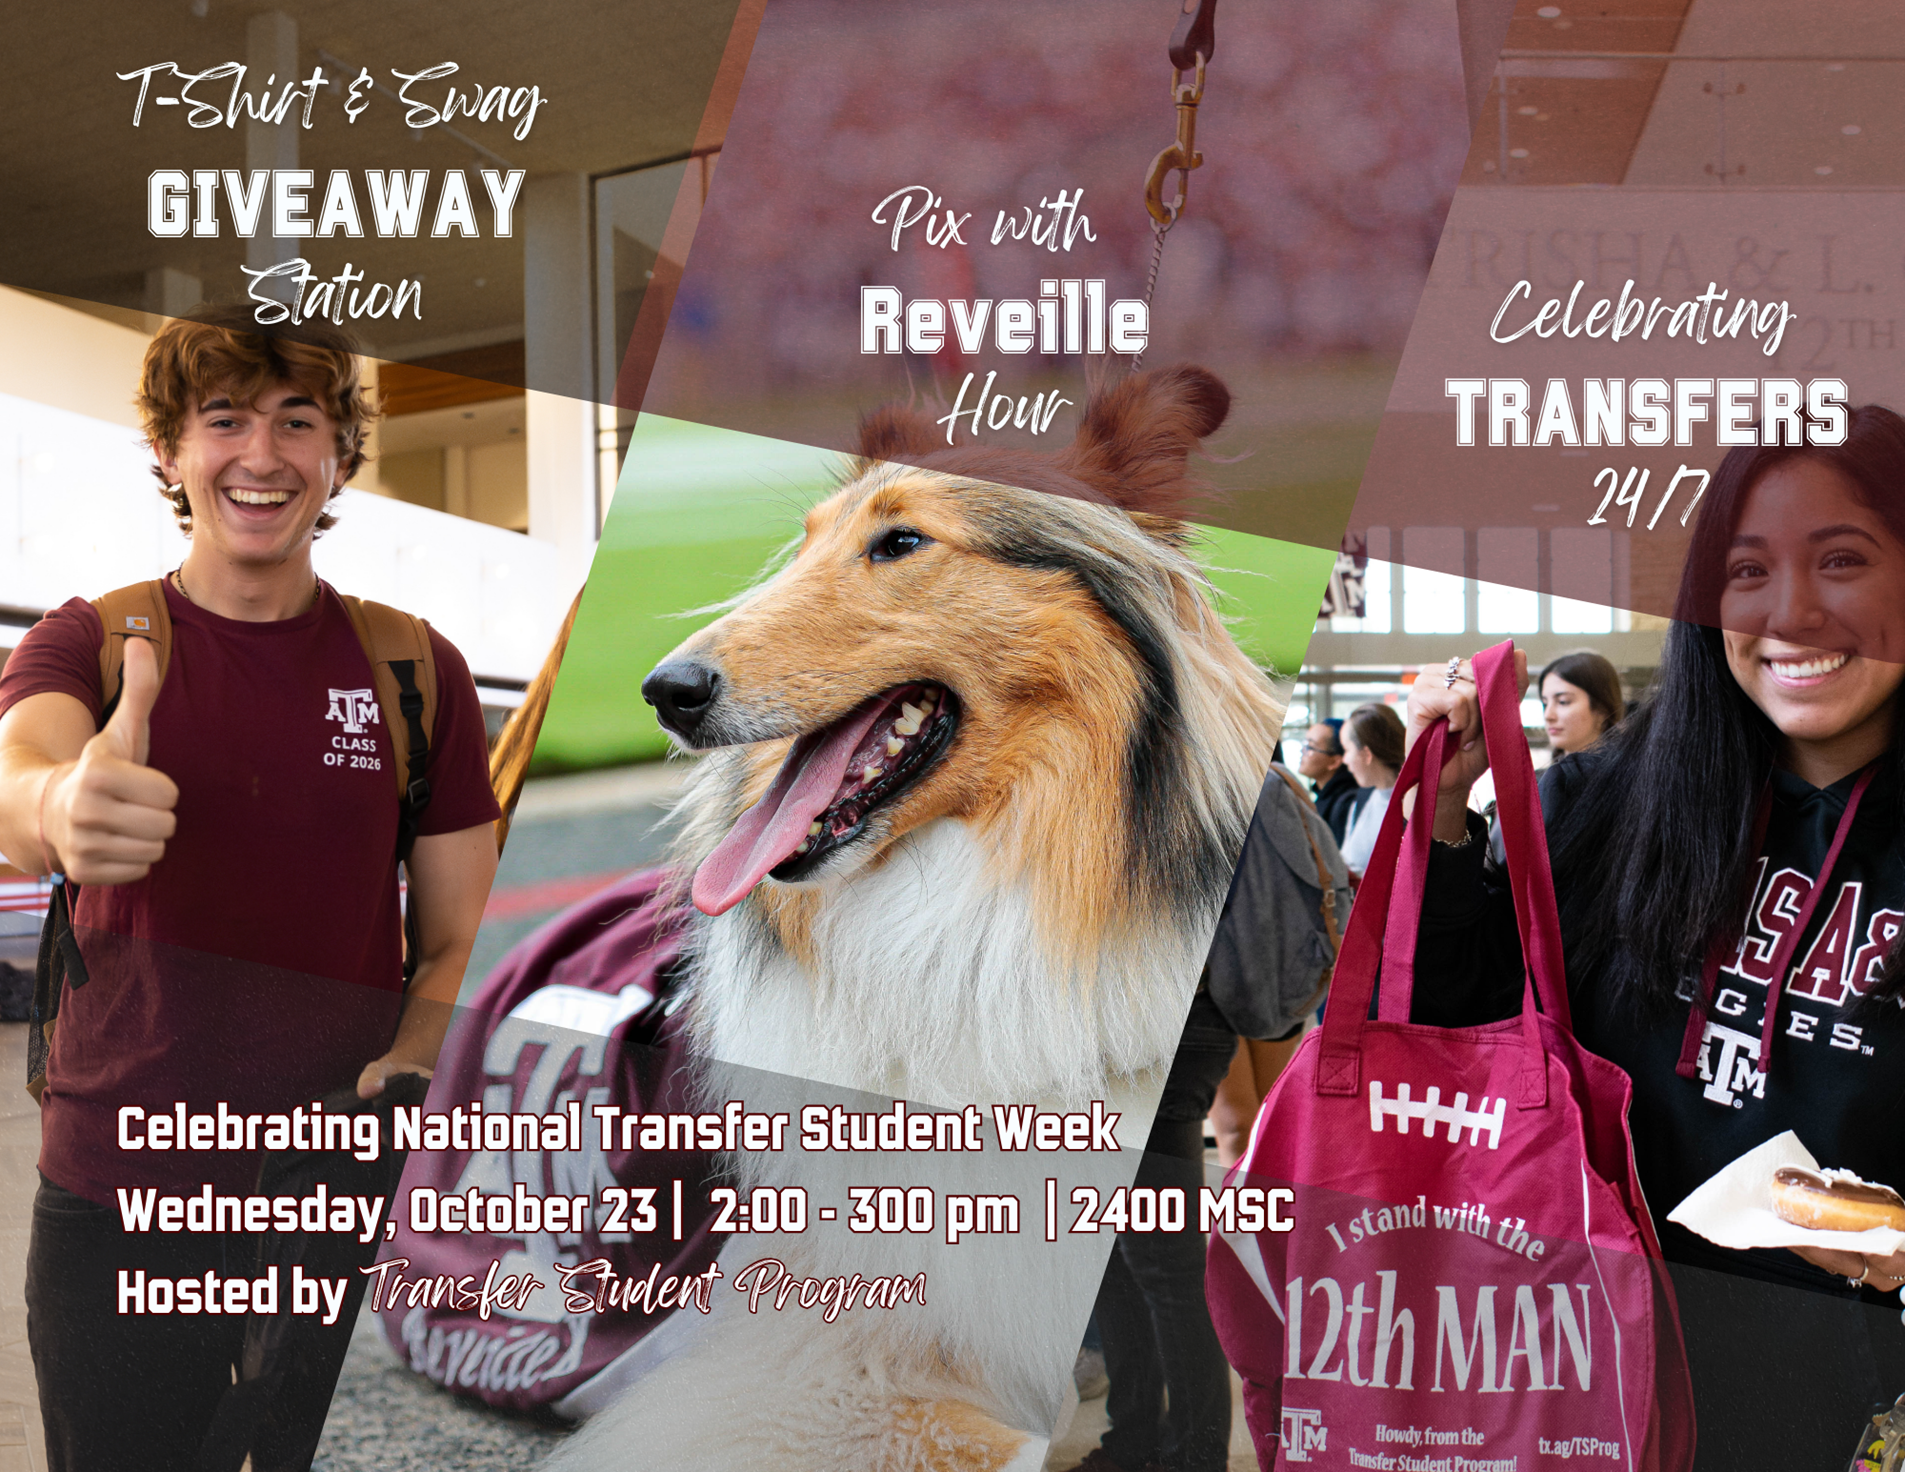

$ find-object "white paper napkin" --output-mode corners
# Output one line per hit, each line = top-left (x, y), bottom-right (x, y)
(1667, 1131), (1905, 1257)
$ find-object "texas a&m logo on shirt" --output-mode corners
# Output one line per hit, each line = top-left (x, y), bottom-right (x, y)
(1691, 857), (1898, 1107)
(326, 688), (380, 735)
(1726, 861), (1901, 1010)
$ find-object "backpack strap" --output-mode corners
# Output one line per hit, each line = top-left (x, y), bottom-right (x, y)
(340, 597), (438, 991)
(31, 581), (173, 1099)
(93, 579), (173, 724)
(1271, 764), (1342, 956)
(338, 596), (438, 863)
(27, 878), (87, 1103)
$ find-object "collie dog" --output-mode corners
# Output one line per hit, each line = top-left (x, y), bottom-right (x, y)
(548, 366), (1283, 1471)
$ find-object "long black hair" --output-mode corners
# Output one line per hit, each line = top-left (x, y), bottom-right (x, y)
(1543, 404), (1905, 1016)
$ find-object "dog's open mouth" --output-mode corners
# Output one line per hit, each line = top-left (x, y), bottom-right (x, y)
(690, 683), (958, 916)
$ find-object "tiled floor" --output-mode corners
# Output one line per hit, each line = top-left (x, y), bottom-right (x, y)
(0, 1408), (36, 1472)
(314, 1311), (570, 1469)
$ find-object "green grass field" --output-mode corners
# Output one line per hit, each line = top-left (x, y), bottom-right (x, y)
(531, 415), (1335, 772)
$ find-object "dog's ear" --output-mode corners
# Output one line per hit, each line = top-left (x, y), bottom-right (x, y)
(853, 404), (943, 469)
(1058, 364), (1230, 521)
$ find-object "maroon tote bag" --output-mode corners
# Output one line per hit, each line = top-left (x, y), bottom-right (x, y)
(1207, 641), (1694, 1471)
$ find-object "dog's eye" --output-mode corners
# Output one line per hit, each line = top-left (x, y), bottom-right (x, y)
(869, 527), (929, 563)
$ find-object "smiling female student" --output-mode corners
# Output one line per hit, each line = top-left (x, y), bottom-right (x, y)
(1406, 405), (1905, 1468)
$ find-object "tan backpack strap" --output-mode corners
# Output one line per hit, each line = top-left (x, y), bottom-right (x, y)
(33, 583), (164, 1102)
(91, 580), (172, 722)
(1272, 765), (1342, 956)
(340, 596), (438, 990)
(339, 596), (438, 812)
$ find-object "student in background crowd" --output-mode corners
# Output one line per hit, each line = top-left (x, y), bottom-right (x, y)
(1297, 717), (1366, 843)
(1540, 649), (1625, 757)
(1208, 1033), (1303, 1170)
(1071, 766), (1349, 1472)
(1336, 702), (1406, 877)
(1205, 759), (1352, 1165)
(1482, 650), (1630, 864)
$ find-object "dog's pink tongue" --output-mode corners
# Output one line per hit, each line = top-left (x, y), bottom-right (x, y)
(691, 701), (888, 917)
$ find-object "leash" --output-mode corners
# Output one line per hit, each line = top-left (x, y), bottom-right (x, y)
(1134, 0), (1217, 371)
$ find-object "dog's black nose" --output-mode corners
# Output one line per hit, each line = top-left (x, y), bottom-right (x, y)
(642, 660), (720, 737)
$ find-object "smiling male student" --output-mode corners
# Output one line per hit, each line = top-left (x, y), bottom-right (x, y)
(0, 308), (501, 1470)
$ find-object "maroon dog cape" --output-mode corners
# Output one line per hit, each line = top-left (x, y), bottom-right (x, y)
(375, 869), (727, 1415)
(1207, 642), (1694, 1470)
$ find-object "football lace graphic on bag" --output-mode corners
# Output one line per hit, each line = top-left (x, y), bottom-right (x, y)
(1366, 1081), (1507, 1150)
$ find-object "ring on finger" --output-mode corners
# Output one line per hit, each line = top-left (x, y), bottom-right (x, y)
(1444, 656), (1462, 689)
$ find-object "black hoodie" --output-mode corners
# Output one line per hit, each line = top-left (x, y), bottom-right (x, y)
(1413, 753), (1905, 1461)
(1311, 763), (1367, 846)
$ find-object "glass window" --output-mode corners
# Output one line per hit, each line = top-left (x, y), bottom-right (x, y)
(593, 156), (705, 525)
(1477, 528), (1539, 632)
(1330, 557), (1393, 633)
(1551, 527), (1613, 633)
(1402, 527), (1466, 634)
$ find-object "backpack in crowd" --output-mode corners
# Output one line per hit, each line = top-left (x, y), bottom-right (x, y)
(1200, 763), (1350, 1040)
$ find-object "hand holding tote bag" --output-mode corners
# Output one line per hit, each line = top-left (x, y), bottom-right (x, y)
(1206, 641), (1694, 1471)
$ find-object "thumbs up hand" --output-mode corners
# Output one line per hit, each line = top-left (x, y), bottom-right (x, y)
(103, 633), (162, 766)
(44, 638), (179, 884)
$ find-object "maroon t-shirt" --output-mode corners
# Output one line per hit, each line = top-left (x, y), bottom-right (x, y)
(0, 580), (501, 1202)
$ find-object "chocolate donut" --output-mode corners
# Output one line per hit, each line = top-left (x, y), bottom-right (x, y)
(1771, 1166), (1905, 1234)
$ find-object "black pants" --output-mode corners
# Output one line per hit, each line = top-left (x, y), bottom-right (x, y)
(1094, 997), (1239, 1472)
(27, 1174), (255, 1471)
(1096, 1120), (1233, 1472)
(1670, 1257), (1905, 1472)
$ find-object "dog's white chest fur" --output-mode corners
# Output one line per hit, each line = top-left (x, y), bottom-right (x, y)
(690, 818), (1207, 1114)
(547, 821), (1186, 1467)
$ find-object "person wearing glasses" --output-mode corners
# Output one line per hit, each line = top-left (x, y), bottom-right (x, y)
(1296, 718), (1365, 844)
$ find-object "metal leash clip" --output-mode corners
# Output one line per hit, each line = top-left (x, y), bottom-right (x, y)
(1144, 50), (1208, 229)
(1135, 0), (1217, 367)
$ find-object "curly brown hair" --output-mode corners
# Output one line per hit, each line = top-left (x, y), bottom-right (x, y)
(138, 306), (379, 535)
